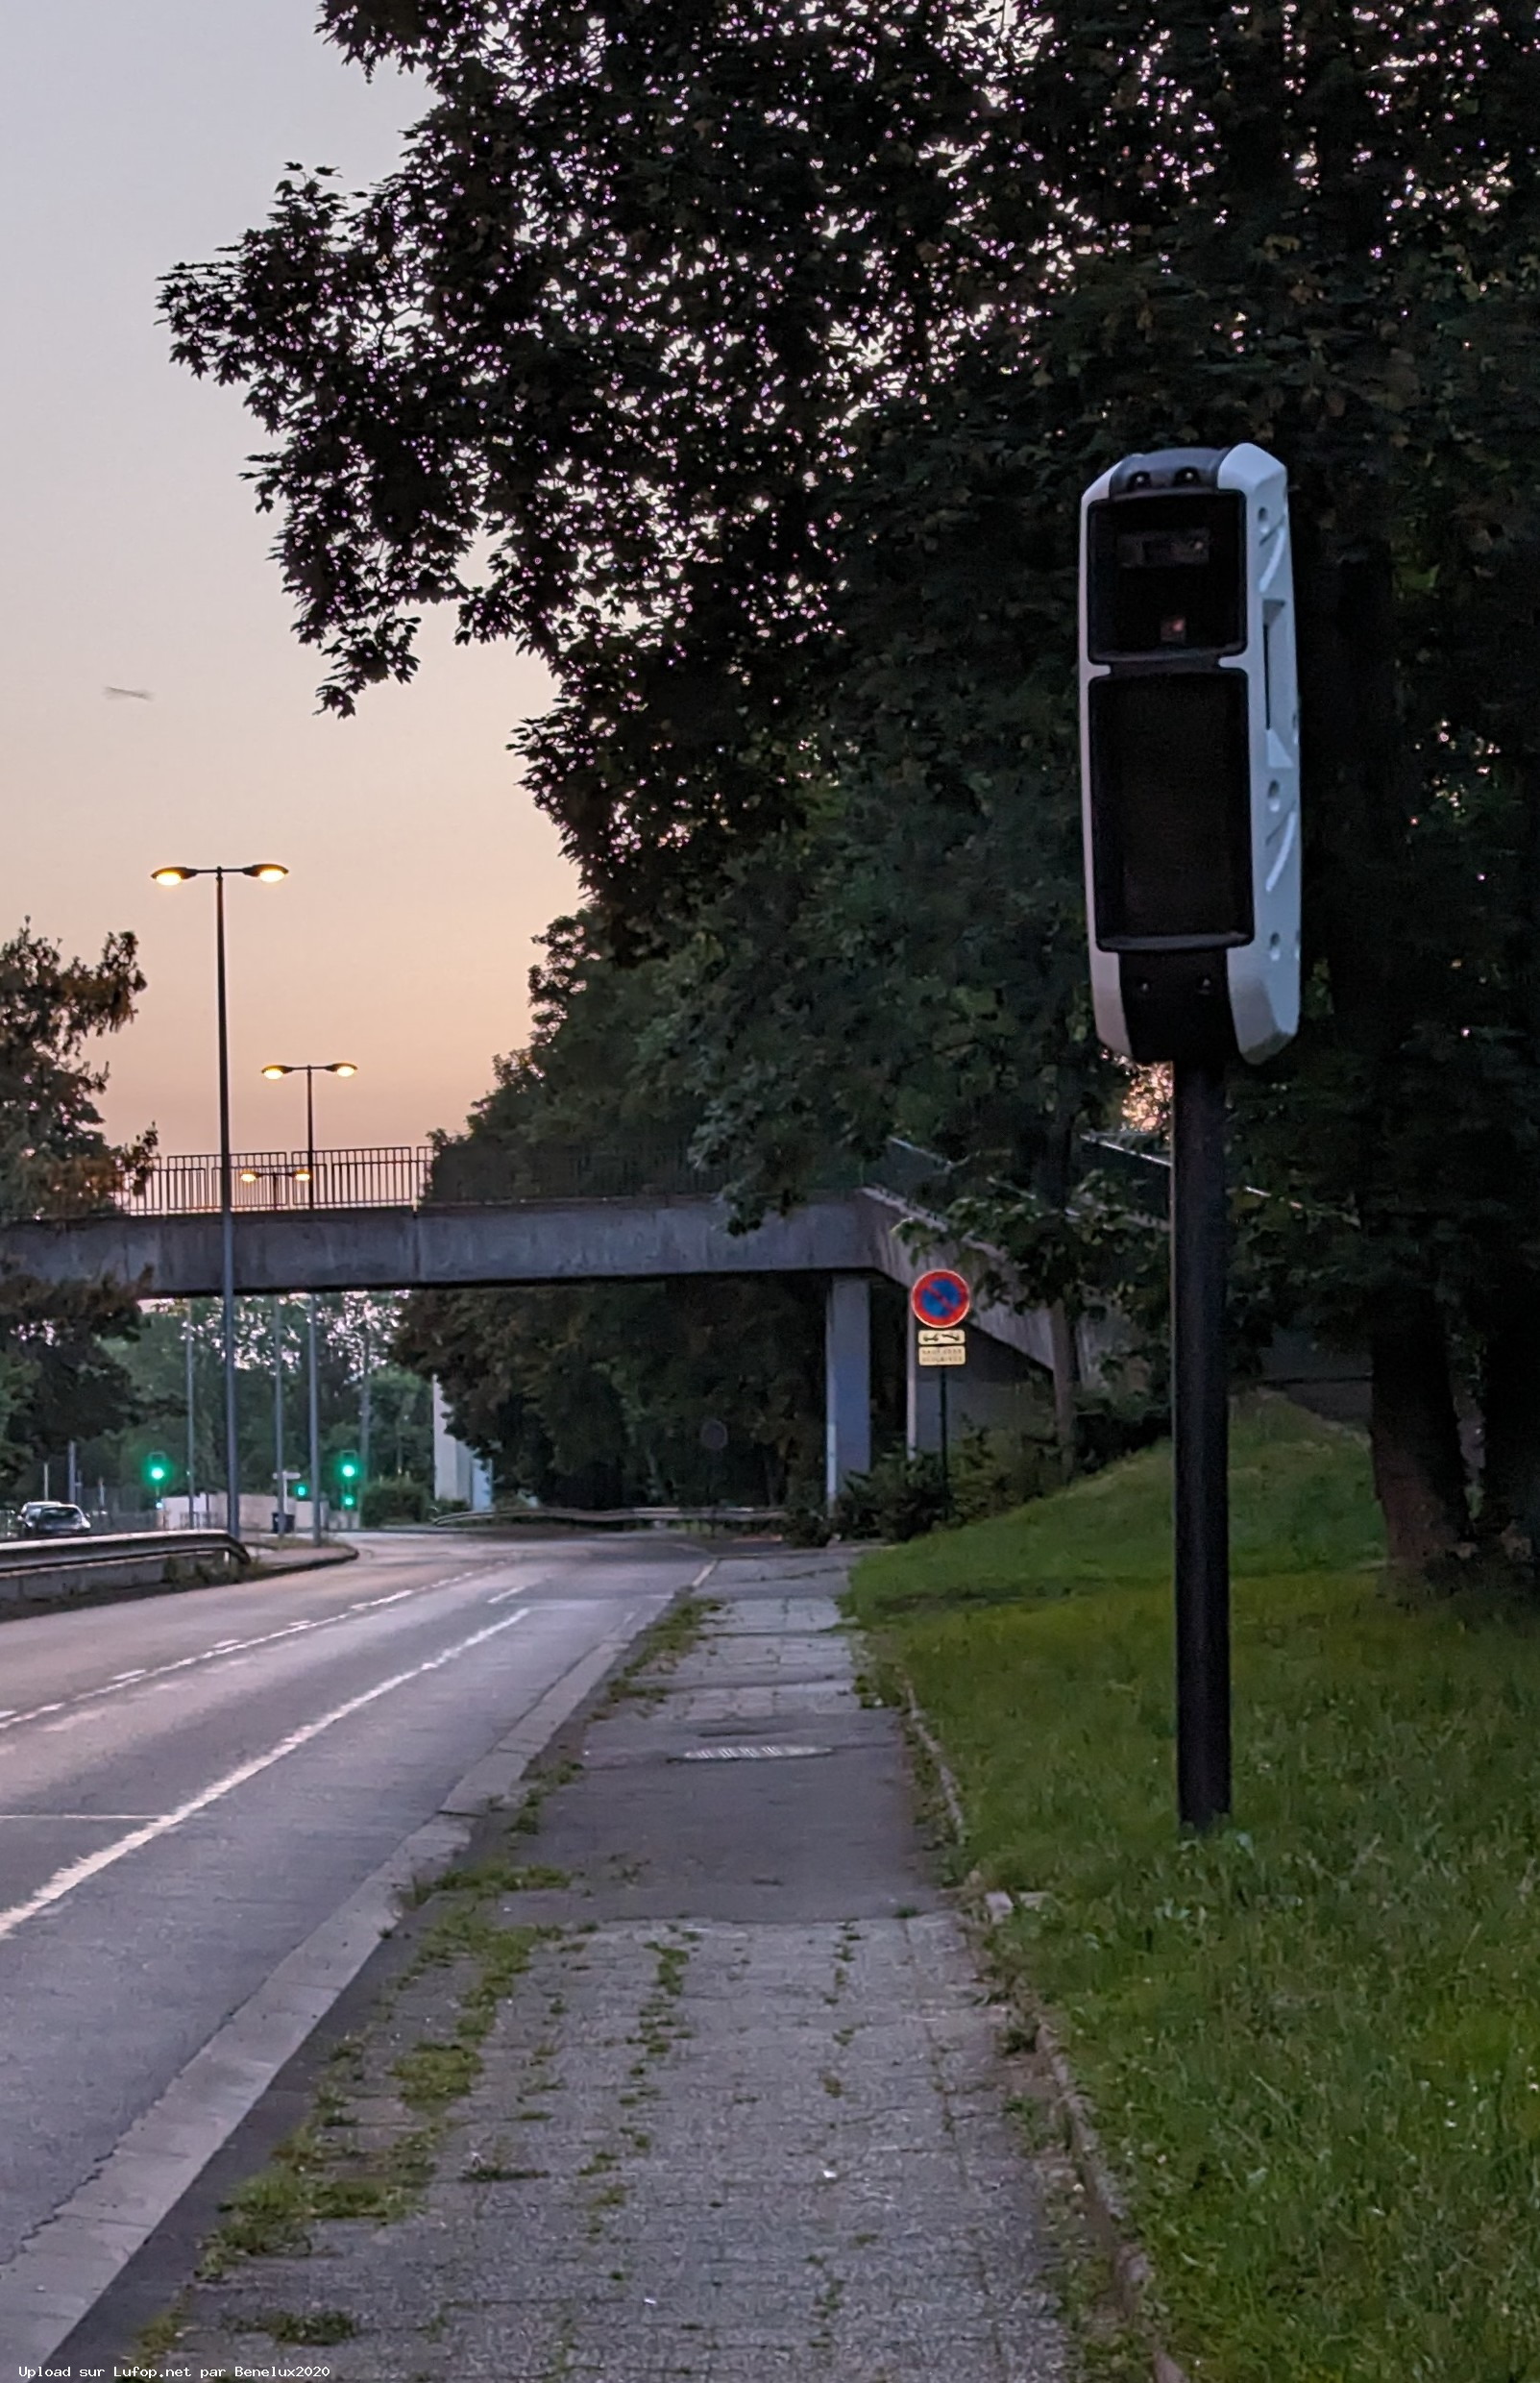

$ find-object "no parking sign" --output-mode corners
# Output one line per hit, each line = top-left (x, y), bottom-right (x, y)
(910, 1269), (970, 1328)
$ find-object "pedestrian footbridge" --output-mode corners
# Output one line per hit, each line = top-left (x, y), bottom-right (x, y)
(0, 1144), (1070, 1497)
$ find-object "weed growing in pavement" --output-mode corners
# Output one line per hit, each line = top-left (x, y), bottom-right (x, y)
(434, 1856), (571, 1896)
(133, 2291), (188, 2362)
(197, 1879), (550, 2289)
(601, 1592), (721, 1709)
(249, 2306), (360, 2345)
(391, 1908), (543, 2111)
(199, 2123), (436, 2275)
(632, 1933), (694, 2063)
(509, 1755), (581, 1834)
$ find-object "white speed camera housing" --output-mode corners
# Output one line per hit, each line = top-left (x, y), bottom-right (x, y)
(1079, 443), (1300, 1067)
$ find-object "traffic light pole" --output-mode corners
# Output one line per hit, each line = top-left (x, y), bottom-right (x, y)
(184, 1305), (197, 1528)
(273, 1297), (286, 1536)
(308, 1294), (322, 1547)
(1170, 1056), (1232, 1830)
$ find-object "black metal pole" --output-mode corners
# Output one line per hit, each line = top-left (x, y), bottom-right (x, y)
(939, 1367), (950, 1511)
(1171, 1056), (1232, 1830)
(273, 1296), (286, 1536)
(308, 1293), (323, 1546)
(215, 869), (240, 1542)
(184, 1302), (197, 1527)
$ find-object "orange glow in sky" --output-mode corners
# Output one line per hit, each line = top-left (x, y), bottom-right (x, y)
(3, 4), (577, 1160)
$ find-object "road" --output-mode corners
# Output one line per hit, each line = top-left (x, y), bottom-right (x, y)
(0, 1532), (695, 2288)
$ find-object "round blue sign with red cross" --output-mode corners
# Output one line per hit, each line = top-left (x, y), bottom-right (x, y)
(911, 1268), (971, 1327)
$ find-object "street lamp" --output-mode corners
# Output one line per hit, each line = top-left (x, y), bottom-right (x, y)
(152, 862), (288, 1541)
(258, 1061), (358, 1209)
(261, 1060), (357, 1543)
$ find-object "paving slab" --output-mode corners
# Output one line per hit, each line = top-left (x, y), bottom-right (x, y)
(128, 1549), (1073, 2381)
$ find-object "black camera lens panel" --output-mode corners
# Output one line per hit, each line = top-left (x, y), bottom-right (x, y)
(1088, 493), (1245, 659)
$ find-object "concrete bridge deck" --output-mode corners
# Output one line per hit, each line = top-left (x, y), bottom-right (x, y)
(0, 1185), (1061, 1503)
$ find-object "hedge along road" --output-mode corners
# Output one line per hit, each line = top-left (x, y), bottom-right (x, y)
(0, 1530), (693, 2340)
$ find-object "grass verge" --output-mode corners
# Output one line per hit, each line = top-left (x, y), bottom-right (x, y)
(849, 1395), (1540, 2383)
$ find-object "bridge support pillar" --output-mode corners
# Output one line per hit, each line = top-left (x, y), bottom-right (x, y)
(824, 1276), (872, 1508)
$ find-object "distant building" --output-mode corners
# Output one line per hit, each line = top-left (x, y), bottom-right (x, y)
(432, 1380), (493, 1511)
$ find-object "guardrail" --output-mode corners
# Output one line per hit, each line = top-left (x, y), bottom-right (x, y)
(429, 1505), (785, 1531)
(0, 1529), (246, 1604)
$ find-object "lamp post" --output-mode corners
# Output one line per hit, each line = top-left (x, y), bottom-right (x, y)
(273, 1297), (287, 1537)
(152, 863), (288, 1541)
(184, 1302), (197, 1529)
(261, 1061), (357, 1543)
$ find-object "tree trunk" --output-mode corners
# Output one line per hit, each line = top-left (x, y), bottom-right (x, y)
(1047, 1300), (1079, 1481)
(1369, 1289), (1471, 1568)
(1477, 1272), (1540, 1557)
(1296, 520), (1470, 1570)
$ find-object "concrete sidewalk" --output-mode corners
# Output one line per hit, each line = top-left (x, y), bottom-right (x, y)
(132, 1549), (1074, 2381)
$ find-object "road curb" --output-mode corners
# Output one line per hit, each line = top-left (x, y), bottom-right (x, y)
(2, 1570), (701, 2371)
(892, 1661), (1191, 2383)
(243, 1539), (360, 1580)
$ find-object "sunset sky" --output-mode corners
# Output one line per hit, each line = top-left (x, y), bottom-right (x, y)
(2, 3), (577, 1161)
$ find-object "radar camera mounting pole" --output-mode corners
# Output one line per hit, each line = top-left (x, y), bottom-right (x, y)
(1079, 444), (1300, 1829)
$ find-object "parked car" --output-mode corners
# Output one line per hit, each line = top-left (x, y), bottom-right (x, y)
(18, 1501), (91, 1536)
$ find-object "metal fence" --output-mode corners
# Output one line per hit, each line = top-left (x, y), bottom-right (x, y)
(126, 1148), (433, 1216)
(119, 1136), (966, 1219)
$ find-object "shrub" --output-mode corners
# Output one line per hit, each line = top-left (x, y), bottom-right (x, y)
(360, 1475), (430, 1527)
(834, 1449), (948, 1542)
(948, 1426), (1059, 1525)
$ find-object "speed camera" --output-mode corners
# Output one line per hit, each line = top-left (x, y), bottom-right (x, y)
(1079, 443), (1300, 1066)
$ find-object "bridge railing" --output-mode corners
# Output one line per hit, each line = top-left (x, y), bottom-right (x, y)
(116, 1136), (967, 1218)
(126, 1148), (433, 1215)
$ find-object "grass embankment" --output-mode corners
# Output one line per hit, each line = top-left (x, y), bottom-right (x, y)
(850, 1398), (1540, 2383)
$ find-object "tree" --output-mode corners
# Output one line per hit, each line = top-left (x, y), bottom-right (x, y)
(0, 924), (152, 1491)
(397, 912), (849, 1503)
(163, 2), (1540, 1567)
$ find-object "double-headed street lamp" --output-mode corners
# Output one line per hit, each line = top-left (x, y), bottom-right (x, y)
(152, 862), (288, 1540)
(259, 1060), (357, 1209)
(261, 1061), (357, 1543)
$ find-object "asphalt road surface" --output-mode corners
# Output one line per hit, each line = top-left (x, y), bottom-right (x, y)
(0, 1532), (695, 2280)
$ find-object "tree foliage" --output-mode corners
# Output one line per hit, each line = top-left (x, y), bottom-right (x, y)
(0, 925), (152, 1490)
(396, 913), (842, 1502)
(165, 2), (1540, 1564)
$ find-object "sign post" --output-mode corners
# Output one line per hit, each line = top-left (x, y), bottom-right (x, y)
(912, 1274), (971, 1512)
(1079, 443), (1300, 1830)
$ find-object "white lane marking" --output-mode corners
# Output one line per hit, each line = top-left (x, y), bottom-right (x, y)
(0, 1560), (533, 1736)
(0, 1608), (530, 1947)
(486, 1584), (525, 1605)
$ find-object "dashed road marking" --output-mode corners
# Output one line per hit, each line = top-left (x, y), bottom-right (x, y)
(0, 1560), (535, 1737)
(0, 1608), (531, 1947)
